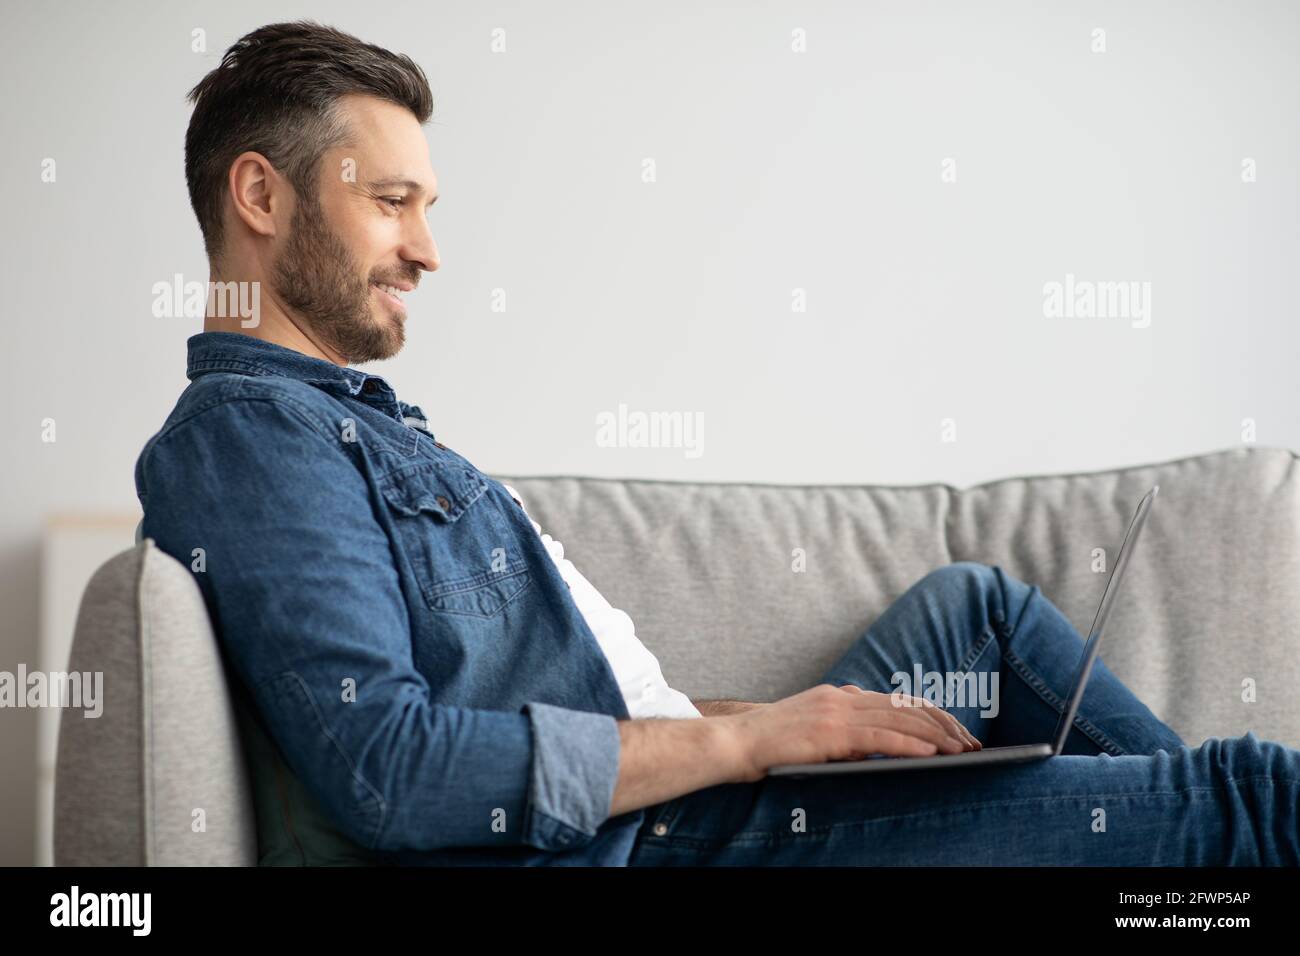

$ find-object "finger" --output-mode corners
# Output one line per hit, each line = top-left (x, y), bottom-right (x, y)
(864, 691), (972, 750)
(850, 689), (977, 751)
(853, 725), (940, 757)
(858, 707), (964, 752)
(885, 691), (980, 750)
(955, 720), (981, 749)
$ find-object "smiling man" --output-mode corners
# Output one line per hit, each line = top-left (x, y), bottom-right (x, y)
(189, 45), (435, 363)
(135, 20), (1300, 869)
(138, 19), (760, 866)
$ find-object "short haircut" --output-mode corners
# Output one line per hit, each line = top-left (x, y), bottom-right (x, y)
(184, 20), (434, 263)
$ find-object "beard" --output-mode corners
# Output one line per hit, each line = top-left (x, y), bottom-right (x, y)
(270, 190), (407, 364)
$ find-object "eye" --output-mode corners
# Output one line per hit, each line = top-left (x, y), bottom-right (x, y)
(382, 196), (405, 208)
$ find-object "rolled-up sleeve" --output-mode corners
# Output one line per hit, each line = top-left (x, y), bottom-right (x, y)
(136, 390), (619, 854)
(519, 701), (622, 848)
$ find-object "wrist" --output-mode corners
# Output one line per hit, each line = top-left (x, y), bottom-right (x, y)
(709, 712), (762, 784)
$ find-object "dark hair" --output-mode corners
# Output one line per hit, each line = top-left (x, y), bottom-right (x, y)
(184, 20), (434, 263)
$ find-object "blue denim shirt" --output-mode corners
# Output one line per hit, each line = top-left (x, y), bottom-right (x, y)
(134, 331), (644, 864)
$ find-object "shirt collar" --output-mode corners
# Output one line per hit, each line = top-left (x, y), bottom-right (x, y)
(185, 331), (429, 427)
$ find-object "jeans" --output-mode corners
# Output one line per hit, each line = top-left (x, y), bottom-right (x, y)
(627, 562), (1300, 865)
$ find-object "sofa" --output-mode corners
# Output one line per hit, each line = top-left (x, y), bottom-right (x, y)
(52, 445), (1300, 865)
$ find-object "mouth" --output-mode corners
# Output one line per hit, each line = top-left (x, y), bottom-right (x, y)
(371, 281), (409, 311)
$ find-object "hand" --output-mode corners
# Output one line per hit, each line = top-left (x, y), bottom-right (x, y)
(719, 682), (981, 783)
(835, 683), (980, 759)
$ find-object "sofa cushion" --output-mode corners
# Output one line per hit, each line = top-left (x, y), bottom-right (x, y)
(491, 446), (1300, 750)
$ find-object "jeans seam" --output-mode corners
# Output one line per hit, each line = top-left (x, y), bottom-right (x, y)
(954, 625), (997, 677)
(992, 614), (1129, 757)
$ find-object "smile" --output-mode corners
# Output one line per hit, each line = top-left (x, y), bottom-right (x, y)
(371, 282), (407, 309)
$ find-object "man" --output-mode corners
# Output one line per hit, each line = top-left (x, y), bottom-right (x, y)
(137, 20), (1300, 866)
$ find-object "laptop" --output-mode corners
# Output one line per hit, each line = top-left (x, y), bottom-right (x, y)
(767, 484), (1160, 778)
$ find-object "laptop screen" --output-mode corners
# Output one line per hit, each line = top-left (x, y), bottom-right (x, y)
(1050, 485), (1159, 754)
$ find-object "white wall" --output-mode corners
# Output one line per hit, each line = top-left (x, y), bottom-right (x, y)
(1, 0), (1297, 864)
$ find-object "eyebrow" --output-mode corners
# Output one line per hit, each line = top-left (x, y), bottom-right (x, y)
(364, 177), (439, 209)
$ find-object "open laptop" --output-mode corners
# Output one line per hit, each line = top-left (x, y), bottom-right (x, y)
(767, 484), (1160, 778)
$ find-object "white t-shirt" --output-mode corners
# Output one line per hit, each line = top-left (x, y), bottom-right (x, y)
(501, 483), (702, 720)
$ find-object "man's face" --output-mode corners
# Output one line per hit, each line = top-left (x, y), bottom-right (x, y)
(270, 93), (440, 364)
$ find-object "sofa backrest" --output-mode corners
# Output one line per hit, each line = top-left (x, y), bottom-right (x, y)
(494, 446), (1300, 750)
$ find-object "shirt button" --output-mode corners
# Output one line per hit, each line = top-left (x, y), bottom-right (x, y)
(435, 495), (450, 510)
(361, 380), (378, 395)
(652, 823), (669, 836)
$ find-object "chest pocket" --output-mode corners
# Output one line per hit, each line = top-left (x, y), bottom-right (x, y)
(378, 464), (533, 617)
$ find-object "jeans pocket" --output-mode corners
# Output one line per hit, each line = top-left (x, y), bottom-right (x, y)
(643, 795), (688, 838)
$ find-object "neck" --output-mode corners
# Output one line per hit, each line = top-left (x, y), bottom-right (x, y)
(202, 272), (347, 367)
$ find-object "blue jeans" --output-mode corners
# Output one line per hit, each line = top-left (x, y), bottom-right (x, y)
(627, 562), (1300, 865)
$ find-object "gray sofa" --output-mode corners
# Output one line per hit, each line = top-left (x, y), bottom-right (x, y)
(53, 445), (1300, 865)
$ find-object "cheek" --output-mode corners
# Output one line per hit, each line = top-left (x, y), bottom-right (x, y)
(329, 206), (388, 272)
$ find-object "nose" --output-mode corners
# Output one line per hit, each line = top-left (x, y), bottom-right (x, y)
(401, 214), (439, 276)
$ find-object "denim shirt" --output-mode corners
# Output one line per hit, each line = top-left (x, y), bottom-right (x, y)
(134, 331), (644, 865)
